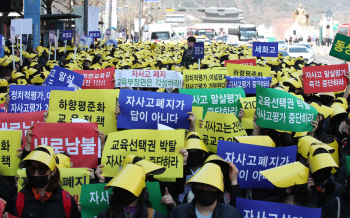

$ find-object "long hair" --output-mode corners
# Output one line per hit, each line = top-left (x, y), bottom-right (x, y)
(24, 167), (62, 193)
(344, 172), (350, 200)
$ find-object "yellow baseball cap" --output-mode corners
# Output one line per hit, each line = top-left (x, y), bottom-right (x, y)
(19, 145), (58, 171)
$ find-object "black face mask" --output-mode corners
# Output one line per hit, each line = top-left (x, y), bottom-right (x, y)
(193, 189), (217, 206)
(27, 174), (50, 188)
(187, 152), (204, 168)
(116, 189), (138, 206)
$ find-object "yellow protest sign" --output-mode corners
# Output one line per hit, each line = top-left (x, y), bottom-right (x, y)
(192, 106), (203, 131)
(198, 112), (247, 153)
(46, 89), (119, 135)
(226, 63), (270, 77)
(17, 168), (90, 202)
(101, 129), (184, 179)
(0, 130), (21, 176)
(239, 97), (256, 129)
(183, 70), (227, 89)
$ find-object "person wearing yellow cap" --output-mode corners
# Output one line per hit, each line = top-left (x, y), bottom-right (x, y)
(4, 145), (81, 218)
(83, 56), (92, 70)
(98, 164), (165, 218)
(169, 163), (243, 218)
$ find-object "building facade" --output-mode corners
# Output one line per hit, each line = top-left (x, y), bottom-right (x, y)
(199, 8), (244, 24)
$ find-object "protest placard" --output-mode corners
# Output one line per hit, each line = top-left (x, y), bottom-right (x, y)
(17, 168), (90, 202)
(74, 67), (115, 89)
(236, 198), (322, 218)
(80, 183), (112, 218)
(255, 84), (318, 132)
(183, 70), (227, 89)
(0, 130), (21, 176)
(31, 123), (100, 168)
(10, 19), (33, 35)
(217, 141), (297, 188)
(198, 112), (247, 153)
(192, 106), (203, 131)
(193, 42), (204, 60)
(46, 89), (119, 135)
(346, 156), (350, 176)
(89, 31), (101, 38)
(101, 129), (184, 179)
(179, 88), (246, 117)
(226, 63), (270, 77)
(0, 200), (5, 217)
(0, 111), (44, 147)
(146, 182), (168, 217)
(114, 70), (183, 88)
(303, 64), (349, 94)
(253, 42), (278, 57)
(117, 89), (192, 130)
(42, 65), (84, 88)
(239, 97), (256, 129)
(61, 30), (73, 41)
(224, 59), (257, 67)
(8, 85), (74, 113)
(329, 33), (350, 61)
(49, 30), (56, 43)
(226, 76), (272, 94)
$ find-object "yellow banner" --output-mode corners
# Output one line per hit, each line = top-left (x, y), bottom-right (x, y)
(192, 106), (203, 131)
(239, 97), (256, 129)
(46, 89), (120, 135)
(183, 70), (227, 89)
(17, 168), (90, 202)
(0, 130), (21, 176)
(226, 63), (270, 77)
(198, 112), (247, 153)
(101, 129), (184, 178)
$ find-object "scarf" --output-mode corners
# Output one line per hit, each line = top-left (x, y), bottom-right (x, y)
(32, 187), (52, 202)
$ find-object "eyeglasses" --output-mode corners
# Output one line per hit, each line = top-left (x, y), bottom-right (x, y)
(27, 165), (49, 175)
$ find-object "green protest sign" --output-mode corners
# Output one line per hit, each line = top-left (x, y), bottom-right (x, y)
(329, 33), (350, 61)
(80, 183), (112, 218)
(347, 156), (350, 176)
(179, 88), (246, 117)
(146, 182), (168, 217)
(255, 85), (317, 132)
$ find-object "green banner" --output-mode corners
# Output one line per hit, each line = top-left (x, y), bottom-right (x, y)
(255, 85), (317, 132)
(329, 33), (350, 61)
(347, 156), (350, 176)
(146, 182), (168, 217)
(80, 183), (112, 218)
(179, 88), (246, 117)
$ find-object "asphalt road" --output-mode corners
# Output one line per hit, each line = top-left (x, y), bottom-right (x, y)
(314, 55), (346, 65)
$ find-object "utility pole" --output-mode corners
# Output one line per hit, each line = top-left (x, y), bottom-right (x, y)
(84, 0), (88, 35)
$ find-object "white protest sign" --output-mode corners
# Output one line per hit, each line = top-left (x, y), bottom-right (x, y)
(11, 19), (33, 35)
(115, 70), (183, 88)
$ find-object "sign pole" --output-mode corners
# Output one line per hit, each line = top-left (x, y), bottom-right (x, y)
(74, 47), (77, 62)
(12, 43), (15, 69)
(198, 59), (200, 70)
(64, 41), (67, 54)
(48, 42), (51, 60)
(20, 20), (22, 62)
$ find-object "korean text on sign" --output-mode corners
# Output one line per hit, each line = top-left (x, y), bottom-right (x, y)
(236, 198), (322, 218)
(179, 88), (246, 117)
(193, 42), (204, 59)
(255, 85), (318, 132)
(252, 42), (278, 57)
(89, 31), (101, 38)
(80, 183), (112, 218)
(115, 69), (183, 88)
(224, 59), (257, 67)
(329, 33), (350, 62)
(101, 129), (184, 179)
(117, 89), (193, 130)
(42, 65), (84, 88)
(183, 70), (227, 89)
(302, 64), (349, 94)
(0, 130), (21, 176)
(9, 85), (74, 113)
(61, 30), (73, 41)
(31, 122), (100, 168)
(74, 67), (115, 89)
(46, 89), (119, 135)
(226, 63), (271, 77)
(226, 76), (272, 94)
(239, 97), (256, 129)
(217, 141), (297, 188)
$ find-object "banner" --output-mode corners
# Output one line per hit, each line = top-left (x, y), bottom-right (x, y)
(8, 85), (74, 113)
(31, 123), (99, 168)
(117, 89), (192, 130)
(146, 182), (168, 217)
(18, 168), (90, 202)
(114, 70), (183, 88)
(217, 141), (296, 188)
(80, 183), (112, 218)
(74, 67), (115, 89)
(303, 64), (349, 94)
(0, 130), (21, 176)
(10, 19), (33, 35)
(224, 59), (257, 67)
(89, 31), (101, 38)
(61, 30), (73, 41)
(101, 129), (184, 178)
(42, 65), (84, 88)
(198, 112), (247, 153)
(193, 42), (204, 59)
(183, 70), (227, 89)
(226, 76), (272, 94)
(236, 198), (322, 218)
(329, 33), (350, 61)
(49, 30), (56, 43)
(226, 63), (270, 77)
(239, 97), (256, 129)
(255, 85), (318, 132)
(46, 89), (119, 135)
(0, 111), (45, 147)
(179, 88), (246, 117)
(252, 42), (278, 57)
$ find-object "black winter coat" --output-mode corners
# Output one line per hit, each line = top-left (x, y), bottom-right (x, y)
(323, 196), (350, 218)
(168, 199), (243, 218)
(6, 185), (81, 218)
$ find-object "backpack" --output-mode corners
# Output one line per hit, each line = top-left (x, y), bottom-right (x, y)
(16, 190), (71, 218)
